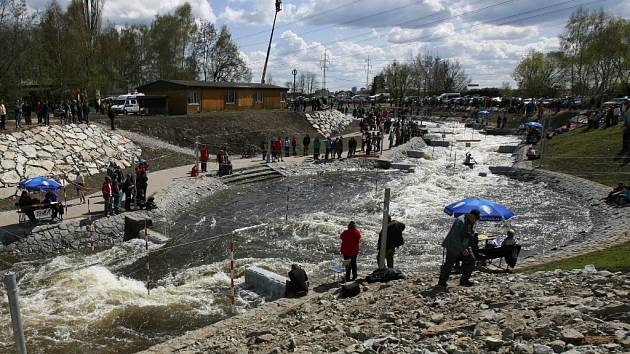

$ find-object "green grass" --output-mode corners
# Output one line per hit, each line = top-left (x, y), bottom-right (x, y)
(539, 125), (630, 187)
(521, 241), (630, 273)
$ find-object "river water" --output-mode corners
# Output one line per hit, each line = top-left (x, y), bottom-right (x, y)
(0, 123), (591, 353)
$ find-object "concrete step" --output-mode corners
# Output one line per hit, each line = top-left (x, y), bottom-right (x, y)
(221, 165), (284, 185)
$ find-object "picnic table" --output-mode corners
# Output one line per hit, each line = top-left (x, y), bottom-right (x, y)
(17, 202), (62, 223)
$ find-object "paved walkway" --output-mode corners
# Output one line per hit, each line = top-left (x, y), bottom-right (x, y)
(0, 126), (373, 232)
(0, 155), (308, 230)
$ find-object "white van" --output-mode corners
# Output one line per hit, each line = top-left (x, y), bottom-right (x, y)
(438, 92), (461, 103)
(111, 93), (145, 115)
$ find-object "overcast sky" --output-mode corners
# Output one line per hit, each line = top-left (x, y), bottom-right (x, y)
(28, 0), (630, 91)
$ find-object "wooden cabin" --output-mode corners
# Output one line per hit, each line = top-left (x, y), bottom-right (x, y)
(137, 80), (288, 115)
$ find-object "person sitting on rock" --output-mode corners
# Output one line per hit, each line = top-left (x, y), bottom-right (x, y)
(606, 183), (627, 204)
(526, 146), (539, 160)
(190, 163), (199, 177)
(502, 230), (516, 247)
(286, 264), (309, 298)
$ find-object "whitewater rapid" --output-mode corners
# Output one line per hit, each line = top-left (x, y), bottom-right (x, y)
(0, 122), (590, 353)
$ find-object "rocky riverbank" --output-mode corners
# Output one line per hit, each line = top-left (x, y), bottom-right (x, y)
(0, 124), (141, 198)
(305, 110), (354, 137)
(140, 268), (630, 354)
(490, 165), (630, 269)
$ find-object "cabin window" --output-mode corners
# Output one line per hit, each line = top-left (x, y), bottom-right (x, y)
(187, 91), (199, 104)
(226, 89), (237, 104)
(256, 90), (263, 103)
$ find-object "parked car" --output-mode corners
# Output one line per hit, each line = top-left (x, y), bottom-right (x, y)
(602, 97), (629, 109)
(111, 93), (145, 115)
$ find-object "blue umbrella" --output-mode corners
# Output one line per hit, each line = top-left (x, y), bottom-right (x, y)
(479, 110), (491, 115)
(444, 198), (514, 221)
(18, 177), (63, 191)
(526, 121), (543, 129)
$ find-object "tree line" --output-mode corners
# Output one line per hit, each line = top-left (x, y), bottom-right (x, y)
(372, 54), (470, 103)
(514, 8), (630, 98)
(0, 0), (252, 106)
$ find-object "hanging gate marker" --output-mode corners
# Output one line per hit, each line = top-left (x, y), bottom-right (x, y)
(229, 241), (236, 306)
(145, 220), (151, 295)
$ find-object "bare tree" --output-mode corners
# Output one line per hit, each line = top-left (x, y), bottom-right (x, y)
(305, 72), (319, 95)
(193, 20), (217, 81)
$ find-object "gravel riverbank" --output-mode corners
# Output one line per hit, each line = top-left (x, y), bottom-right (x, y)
(140, 268), (630, 354)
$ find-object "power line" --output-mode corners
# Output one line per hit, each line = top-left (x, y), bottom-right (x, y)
(233, 0), (363, 41)
(262, 0), (610, 88)
(238, 0), (431, 49)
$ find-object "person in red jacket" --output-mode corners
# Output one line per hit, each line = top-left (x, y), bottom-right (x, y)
(340, 221), (362, 282)
(102, 176), (113, 216)
(199, 144), (209, 172)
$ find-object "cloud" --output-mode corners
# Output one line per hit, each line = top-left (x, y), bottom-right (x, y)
(26, 0), (216, 25)
(388, 22), (455, 44)
(219, 1), (298, 26)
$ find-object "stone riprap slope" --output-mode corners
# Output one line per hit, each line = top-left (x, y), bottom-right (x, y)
(0, 124), (141, 198)
(140, 269), (630, 354)
(306, 110), (354, 137)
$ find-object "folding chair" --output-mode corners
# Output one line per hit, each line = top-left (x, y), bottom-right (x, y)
(331, 259), (351, 282)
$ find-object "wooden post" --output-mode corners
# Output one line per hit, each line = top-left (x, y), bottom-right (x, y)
(4, 272), (27, 354)
(377, 188), (391, 269)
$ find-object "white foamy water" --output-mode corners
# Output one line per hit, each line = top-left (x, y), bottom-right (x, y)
(0, 123), (590, 353)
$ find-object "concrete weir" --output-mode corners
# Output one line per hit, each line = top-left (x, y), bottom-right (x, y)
(244, 266), (288, 300)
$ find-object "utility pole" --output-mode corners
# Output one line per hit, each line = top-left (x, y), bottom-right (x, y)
(261, 0), (282, 84)
(195, 136), (200, 173)
(377, 188), (391, 269)
(365, 56), (372, 92)
(292, 69), (298, 110)
(320, 50), (330, 97)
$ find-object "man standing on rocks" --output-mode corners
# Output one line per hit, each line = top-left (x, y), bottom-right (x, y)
(377, 216), (405, 268)
(340, 221), (362, 282)
(0, 99), (6, 130)
(303, 134), (310, 156)
(313, 136), (321, 160)
(437, 209), (480, 289)
(102, 176), (113, 216)
(199, 144), (209, 173)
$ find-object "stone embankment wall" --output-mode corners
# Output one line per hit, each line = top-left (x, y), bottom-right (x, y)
(0, 176), (225, 256)
(493, 166), (630, 268)
(305, 110), (354, 137)
(0, 124), (142, 198)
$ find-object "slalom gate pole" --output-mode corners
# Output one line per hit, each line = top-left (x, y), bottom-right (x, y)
(229, 241), (236, 307)
(145, 220), (151, 295)
(3, 273), (27, 354)
(285, 187), (289, 221)
(89, 215), (95, 251)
